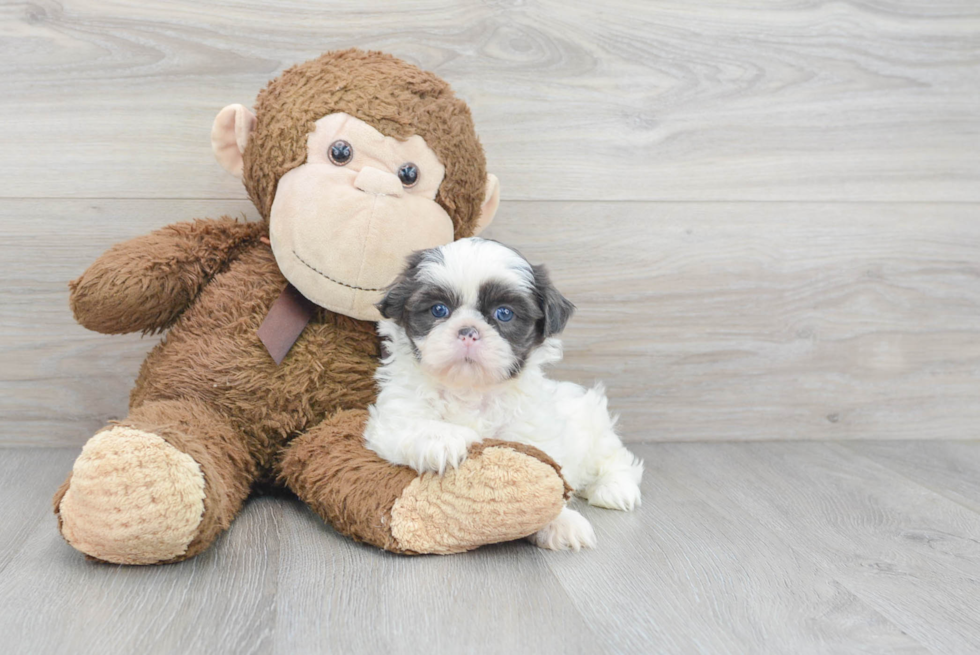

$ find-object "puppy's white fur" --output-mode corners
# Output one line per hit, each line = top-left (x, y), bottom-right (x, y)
(364, 238), (643, 551)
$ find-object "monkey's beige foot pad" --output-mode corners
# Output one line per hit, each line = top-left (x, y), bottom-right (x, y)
(57, 426), (206, 565)
(390, 443), (568, 554)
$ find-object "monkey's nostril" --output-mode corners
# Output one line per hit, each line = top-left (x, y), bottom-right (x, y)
(457, 326), (480, 341)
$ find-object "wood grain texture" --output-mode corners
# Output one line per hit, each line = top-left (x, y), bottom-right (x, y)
(272, 503), (602, 655)
(653, 441), (980, 654)
(489, 200), (980, 441)
(0, 448), (75, 574)
(0, 490), (282, 655)
(539, 449), (927, 654)
(2, 2), (978, 651)
(844, 441), (980, 513)
(0, 199), (257, 445)
(0, 0), (977, 201)
(4, 199), (979, 445)
(8, 442), (980, 654)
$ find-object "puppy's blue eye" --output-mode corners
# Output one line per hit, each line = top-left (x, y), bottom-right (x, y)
(431, 303), (450, 318)
(494, 307), (514, 322)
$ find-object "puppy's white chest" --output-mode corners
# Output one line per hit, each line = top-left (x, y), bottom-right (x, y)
(433, 389), (512, 438)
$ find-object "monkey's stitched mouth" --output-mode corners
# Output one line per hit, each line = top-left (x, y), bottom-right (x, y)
(292, 249), (386, 292)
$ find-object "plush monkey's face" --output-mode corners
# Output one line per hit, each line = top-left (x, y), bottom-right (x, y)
(213, 107), (499, 320)
(269, 112), (458, 319)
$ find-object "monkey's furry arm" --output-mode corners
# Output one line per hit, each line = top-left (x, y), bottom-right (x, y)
(69, 217), (266, 334)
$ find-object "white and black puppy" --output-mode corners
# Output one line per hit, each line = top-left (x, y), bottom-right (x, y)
(364, 238), (643, 551)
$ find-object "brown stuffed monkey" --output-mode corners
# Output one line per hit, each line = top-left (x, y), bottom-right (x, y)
(53, 49), (568, 564)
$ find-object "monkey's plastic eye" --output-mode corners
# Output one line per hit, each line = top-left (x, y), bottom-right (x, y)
(431, 303), (450, 318)
(398, 163), (420, 187)
(328, 140), (353, 165)
(494, 307), (514, 322)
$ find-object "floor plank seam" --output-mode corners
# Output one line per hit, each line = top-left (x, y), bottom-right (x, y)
(834, 442), (980, 517)
(640, 443), (956, 654)
(563, 446), (932, 654)
(530, 549), (611, 650)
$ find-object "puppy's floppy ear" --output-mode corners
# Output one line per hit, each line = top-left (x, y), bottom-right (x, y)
(377, 251), (427, 323)
(532, 264), (575, 337)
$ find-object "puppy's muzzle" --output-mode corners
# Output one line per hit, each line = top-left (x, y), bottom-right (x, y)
(457, 326), (480, 344)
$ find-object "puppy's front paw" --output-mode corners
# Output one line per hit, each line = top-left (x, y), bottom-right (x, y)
(528, 507), (596, 551)
(406, 426), (477, 475)
(588, 475), (642, 511)
(586, 459), (643, 511)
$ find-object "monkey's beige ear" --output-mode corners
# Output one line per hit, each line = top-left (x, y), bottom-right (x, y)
(471, 173), (500, 236)
(211, 104), (257, 177)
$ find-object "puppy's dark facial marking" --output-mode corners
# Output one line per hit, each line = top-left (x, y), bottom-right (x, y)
(478, 280), (542, 375)
(401, 284), (463, 341)
(377, 250), (429, 322)
(379, 238), (575, 385)
(532, 264), (575, 337)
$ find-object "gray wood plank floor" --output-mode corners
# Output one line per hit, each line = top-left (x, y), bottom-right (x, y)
(3, 442), (979, 655)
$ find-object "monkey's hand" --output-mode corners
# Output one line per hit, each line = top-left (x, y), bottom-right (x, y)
(69, 217), (265, 334)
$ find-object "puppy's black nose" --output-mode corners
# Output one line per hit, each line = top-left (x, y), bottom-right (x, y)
(457, 326), (480, 343)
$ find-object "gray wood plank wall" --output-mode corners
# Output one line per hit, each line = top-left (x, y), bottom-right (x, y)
(2, 1), (978, 445)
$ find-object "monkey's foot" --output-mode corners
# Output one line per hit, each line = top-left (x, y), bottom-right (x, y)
(56, 426), (206, 565)
(389, 440), (570, 554)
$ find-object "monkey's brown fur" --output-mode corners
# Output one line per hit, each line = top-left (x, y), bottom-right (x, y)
(244, 49), (487, 237)
(54, 50), (568, 562)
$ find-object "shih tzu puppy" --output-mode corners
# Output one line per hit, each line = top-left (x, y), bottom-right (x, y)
(364, 238), (643, 551)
